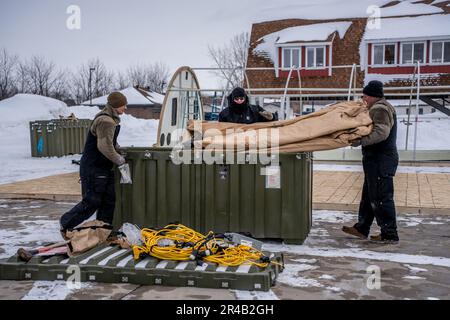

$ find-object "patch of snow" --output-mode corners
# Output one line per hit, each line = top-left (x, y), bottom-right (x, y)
(262, 244), (450, 268)
(431, 0), (449, 5)
(250, 0), (442, 22)
(379, 2), (442, 17)
(397, 216), (445, 227)
(277, 263), (322, 288)
(0, 205), (8, 208)
(313, 164), (450, 174)
(402, 275), (426, 280)
(233, 289), (279, 300)
(313, 210), (355, 224)
(292, 258), (318, 264)
(0, 220), (62, 259)
(326, 286), (342, 292)
(427, 297), (440, 300)
(404, 264), (428, 273)
(319, 274), (336, 280)
(363, 14), (448, 41)
(254, 21), (352, 64)
(22, 281), (90, 300)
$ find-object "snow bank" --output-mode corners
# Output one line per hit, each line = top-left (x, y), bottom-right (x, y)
(0, 94), (159, 184)
(0, 94), (68, 127)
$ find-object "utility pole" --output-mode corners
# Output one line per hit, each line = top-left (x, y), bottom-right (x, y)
(89, 67), (95, 105)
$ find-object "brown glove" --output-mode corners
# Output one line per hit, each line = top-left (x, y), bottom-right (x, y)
(259, 111), (274, 120)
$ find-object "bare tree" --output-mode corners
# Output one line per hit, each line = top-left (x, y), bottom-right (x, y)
(126, 62), (170, 94)
(115, 71), (129, 90)
(50, 69), (71, 101)
(147, 62), (170, 94)
(15, 61), (31, 94)
(127, 64), (148, 88)
(208, 32), (249, 89)
(71, 58), (114, 104)
(0, 49), (19, 100)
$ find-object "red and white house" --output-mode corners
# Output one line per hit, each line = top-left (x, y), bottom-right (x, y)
(247, 11), (450, 100)
(363, 14), (450, 77)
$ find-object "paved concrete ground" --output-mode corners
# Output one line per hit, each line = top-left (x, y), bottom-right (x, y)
(0, 199), (449, 300)
(0, 169), (449, 214)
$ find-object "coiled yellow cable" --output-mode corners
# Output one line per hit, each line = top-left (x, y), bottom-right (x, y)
(132, 224), (278, 268)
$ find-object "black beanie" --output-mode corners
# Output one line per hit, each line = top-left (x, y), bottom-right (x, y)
(363, 80), (384, 98)
(231, 87), (246, 99)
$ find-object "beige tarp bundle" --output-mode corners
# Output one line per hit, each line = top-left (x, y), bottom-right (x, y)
(186, 100), (373, 153)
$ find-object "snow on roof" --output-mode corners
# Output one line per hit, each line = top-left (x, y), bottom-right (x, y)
(253, 21), (352, 63)
(252, 0), (442, 23)
(83, 87), (164, 106)
(363, 14), (450, 41)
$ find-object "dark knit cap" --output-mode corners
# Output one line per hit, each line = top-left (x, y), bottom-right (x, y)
(231, 87), (246, 99)
(107, 92), (128, 108)
(363, 80), (384, 98)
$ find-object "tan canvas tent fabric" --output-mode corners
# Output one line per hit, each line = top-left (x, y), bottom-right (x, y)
(186, 101), (373, 153)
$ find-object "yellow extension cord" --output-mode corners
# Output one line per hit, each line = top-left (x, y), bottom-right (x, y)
(132, 223), (279, 268)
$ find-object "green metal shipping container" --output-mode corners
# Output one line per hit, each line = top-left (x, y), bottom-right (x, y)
(29, 119), (91, 157)
(114, 148), (313, 244)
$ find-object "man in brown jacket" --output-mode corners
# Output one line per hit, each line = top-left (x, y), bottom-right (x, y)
(60, 92), (128, 235)
(342, 80), (399, 243)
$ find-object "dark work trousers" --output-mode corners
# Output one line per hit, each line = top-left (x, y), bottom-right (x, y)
(60, 165), (115, 231)
(354, 152), (399, 241)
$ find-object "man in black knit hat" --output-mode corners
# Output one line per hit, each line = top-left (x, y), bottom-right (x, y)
(342, 80), (399, 243)
(219, 87), (278, 124)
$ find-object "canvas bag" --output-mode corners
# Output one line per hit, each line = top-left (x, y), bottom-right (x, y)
(65, 220), (113, 257)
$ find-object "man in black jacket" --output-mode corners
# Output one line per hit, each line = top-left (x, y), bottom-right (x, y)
(342, 80), (399, 243)
(219, 87), (278, 124)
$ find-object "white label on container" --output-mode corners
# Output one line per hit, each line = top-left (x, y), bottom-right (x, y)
(262, 166), (281, 189)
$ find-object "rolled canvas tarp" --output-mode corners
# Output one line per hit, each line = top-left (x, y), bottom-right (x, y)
(186, 100), (373, 153)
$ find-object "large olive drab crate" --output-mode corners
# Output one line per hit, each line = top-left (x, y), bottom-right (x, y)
(30, 119), (92, 157)
(114, 148), (313, 244)
(0, 244), (284, 291)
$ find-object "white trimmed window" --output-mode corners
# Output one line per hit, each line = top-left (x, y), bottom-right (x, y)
(306, 46), (326, 68)
(401, 42), (425, 64)
(431, 41), (450, 64)
(282, 48), (300, 69)
(372, 43), (396, 65)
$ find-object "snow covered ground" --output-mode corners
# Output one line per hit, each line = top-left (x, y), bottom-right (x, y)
(0, 94), (158, 184)
(1, 201), (449, 300)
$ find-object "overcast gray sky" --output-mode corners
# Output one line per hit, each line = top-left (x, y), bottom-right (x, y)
(0, 0), (263, 86)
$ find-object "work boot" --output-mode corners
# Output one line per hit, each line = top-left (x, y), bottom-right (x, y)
(342, 226), (367, 239)
(370, 234), (399, 244)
